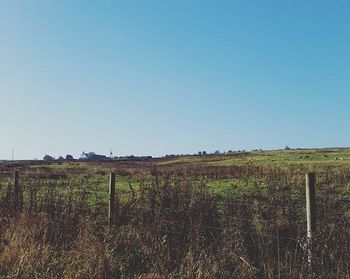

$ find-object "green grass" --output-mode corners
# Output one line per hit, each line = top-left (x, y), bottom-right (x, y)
(218, 150), (349, 166)
(160, 148), (350, 168)
(204, 178), (263, 196)
(31, 175), (145, 206)
(4, 147), (350, 205)
(0, 181), (5, 198)
(25, 148), (350, 174)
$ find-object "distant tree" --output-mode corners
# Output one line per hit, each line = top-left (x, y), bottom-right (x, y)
(202, 151), (207, 155)
(214, 150), (220, 154)
(198, 151), (202, 156)
(284, 146), (291, 151)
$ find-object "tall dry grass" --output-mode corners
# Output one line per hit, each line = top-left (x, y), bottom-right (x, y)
(0, 166), (350, 278)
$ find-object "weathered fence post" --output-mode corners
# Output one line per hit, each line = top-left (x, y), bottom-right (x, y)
(109, 172), (116, 226)
(14, 170), (22, 211)
(153, 164), (159, 186)
(306, 172), (316, 270)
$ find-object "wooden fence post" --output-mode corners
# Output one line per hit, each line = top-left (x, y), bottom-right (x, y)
(109, 172), (116, 226)
(14, 170), (22, 211)
(306, 172), (316, 270)
(153, 164), (160, 187)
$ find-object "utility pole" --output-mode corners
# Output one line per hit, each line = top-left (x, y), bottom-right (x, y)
(11, 148), (14, 161)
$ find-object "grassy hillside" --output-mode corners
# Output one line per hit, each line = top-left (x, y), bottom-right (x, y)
(160, 148), (350, 167)
(1, 148), (350, 278)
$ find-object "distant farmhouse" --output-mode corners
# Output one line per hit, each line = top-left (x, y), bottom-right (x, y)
(80, 152), (108, 161)
(43, 152), (151, 162)
(65, 154), (74, 160)
(43, 154), (55, 161)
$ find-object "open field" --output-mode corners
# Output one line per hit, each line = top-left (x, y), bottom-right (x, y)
(1, 148), (350, 278)
(160, 148), (350, 167)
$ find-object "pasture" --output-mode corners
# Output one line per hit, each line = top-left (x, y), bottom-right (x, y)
(1, 148), (350, 278)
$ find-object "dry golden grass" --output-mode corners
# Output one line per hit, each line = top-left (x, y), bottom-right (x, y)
(1, 161), (350, 278)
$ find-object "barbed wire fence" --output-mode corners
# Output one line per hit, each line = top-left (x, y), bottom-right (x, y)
(1, 169), (350, 277)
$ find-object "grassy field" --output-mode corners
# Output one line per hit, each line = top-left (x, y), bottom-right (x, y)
(2, 148), (350, 201)
(1, 148), (350, 278)
(159, 148), (350, 167)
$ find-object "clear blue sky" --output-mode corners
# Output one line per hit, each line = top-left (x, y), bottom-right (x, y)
(1, 1), (350, 159)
